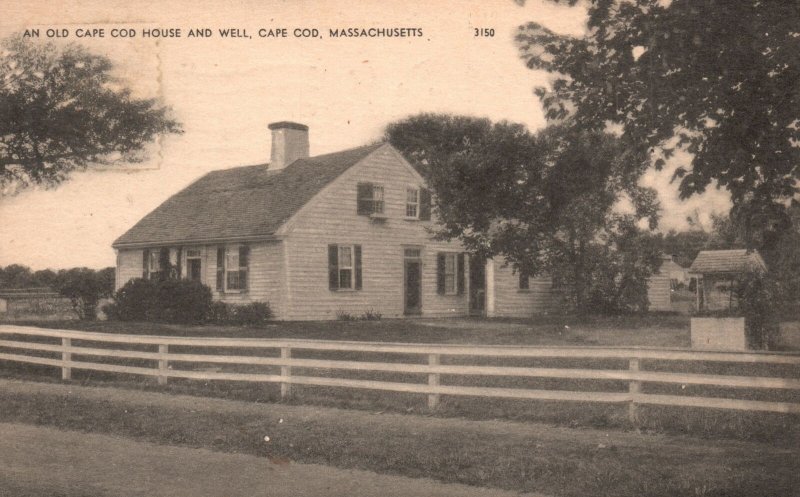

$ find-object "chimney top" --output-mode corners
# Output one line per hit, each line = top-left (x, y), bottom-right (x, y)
(268, 121), (310, 170)
(268, 121), (309, 131)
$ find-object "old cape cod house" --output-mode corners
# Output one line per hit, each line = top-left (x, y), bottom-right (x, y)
(113, 122), (557, 320)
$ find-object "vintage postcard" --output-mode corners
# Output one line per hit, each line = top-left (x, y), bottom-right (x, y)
(0, 1), (797, 496)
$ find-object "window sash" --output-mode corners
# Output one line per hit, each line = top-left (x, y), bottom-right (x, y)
(338, 245), (354, 289)
(219, 245), (248, 292)
(444, 253), (457, 294)
(406, 188), (419, 218)
(371, 186), (385, 214)
(148, 251), (161, 278)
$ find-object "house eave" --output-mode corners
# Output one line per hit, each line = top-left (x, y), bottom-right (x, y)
(112, 234), (282, 250)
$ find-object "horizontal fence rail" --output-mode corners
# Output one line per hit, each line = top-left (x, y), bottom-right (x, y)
(0, 325), (799, 419)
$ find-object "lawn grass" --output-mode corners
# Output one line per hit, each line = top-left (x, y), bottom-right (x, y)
(1, 379), (797, 497)
(4, 313), (692, 347)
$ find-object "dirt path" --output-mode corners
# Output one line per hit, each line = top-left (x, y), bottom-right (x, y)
(0, 422), (542, 497)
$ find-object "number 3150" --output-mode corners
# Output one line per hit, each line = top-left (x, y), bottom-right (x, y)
(474, 28), (495, 37)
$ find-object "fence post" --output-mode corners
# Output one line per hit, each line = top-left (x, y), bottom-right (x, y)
(628, 358), (641, 425)
(157, 344), (169, 386)
(61, 337), (71, 380)
(428, 353), (440, 409)
(281, 347), (292, 400)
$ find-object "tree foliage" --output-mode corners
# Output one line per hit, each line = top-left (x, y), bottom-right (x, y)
(0, 264), (114, 320)
(516, 0), (800, 234)
(386, 113), (662, 313)
(0, 37), (182, 194)
(54, 267), (115, 320)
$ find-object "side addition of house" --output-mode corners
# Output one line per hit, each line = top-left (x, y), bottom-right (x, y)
(113, 122), (557, 320)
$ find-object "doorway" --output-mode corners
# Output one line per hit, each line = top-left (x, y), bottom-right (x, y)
(469, 255), (485, 316)
(186, 249), (202, 282)
(403, 248), (422, 315)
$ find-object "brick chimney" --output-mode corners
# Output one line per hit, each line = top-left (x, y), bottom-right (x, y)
(268, 121), (309, 170)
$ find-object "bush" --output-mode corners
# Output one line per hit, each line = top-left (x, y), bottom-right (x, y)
(110, 278), (212, 324)
(108, 278), (159, 321)
(361, 309), (382, 321)
(215, 302), (272, 326)
(107, 278), (272, 325)
(336, 309), (382, 321)
(735, 273), (779, 350)
(336, 311), (356, 321)
(156, 279), (213, 324)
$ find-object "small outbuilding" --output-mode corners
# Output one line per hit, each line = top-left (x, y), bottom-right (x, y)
(689, 249), (767, 312)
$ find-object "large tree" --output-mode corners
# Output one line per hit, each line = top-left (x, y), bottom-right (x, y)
(0, 37), (182, 194)
(387, 114), (662, 313)
(516, 0), (800, 236)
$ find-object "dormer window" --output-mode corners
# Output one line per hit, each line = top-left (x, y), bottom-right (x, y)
(357, 182), (385, 216)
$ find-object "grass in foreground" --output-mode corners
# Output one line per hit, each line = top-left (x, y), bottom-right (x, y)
(0, 380), (797, 497)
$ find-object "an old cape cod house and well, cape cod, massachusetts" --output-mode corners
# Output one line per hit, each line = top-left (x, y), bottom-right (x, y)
(112, 122), (558, 320)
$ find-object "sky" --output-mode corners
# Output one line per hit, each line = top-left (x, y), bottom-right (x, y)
(0, 0), (731, 270)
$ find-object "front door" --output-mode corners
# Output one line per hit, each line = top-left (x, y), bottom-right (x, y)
(404, 248), (422, 315)
(469, 255), (485, 315)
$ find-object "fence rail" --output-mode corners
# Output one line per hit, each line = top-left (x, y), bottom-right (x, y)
(1, 325), (799, 419)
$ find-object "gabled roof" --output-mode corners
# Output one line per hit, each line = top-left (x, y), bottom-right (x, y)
(689, 249), (767, 274)
(113, 142), (386, 248)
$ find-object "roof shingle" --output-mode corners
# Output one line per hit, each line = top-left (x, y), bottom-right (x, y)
(113, 142), (385, 248)
(689, 249), (767, 274)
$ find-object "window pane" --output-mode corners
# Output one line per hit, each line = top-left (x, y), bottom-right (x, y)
(445, 254), (455, 273)
(406, 204), (417, 217)
(445, 274), (456, 294)
(226, 251), (239, 270)
(404, 248), (421, 258)
(227, 271), (241, 290)
(339, 268), (352, 289)
(186, 249), (201, 258)
(150, 252), (160, 270)
(406, 188), (418, 202)
(372, 186), (385, 214)
(339, 246), (352, 268)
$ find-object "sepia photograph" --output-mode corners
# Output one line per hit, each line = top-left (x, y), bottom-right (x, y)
(0, 0), (798, 495)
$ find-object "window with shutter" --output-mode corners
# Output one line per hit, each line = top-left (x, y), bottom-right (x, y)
(143, 249), (164, 281)
(328, 244), (362, 291)
(356, 182), (385, 216)
(215, 245), (249, 292)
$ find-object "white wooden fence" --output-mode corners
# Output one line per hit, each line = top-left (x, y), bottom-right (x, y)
(0, 325), (799, 421)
